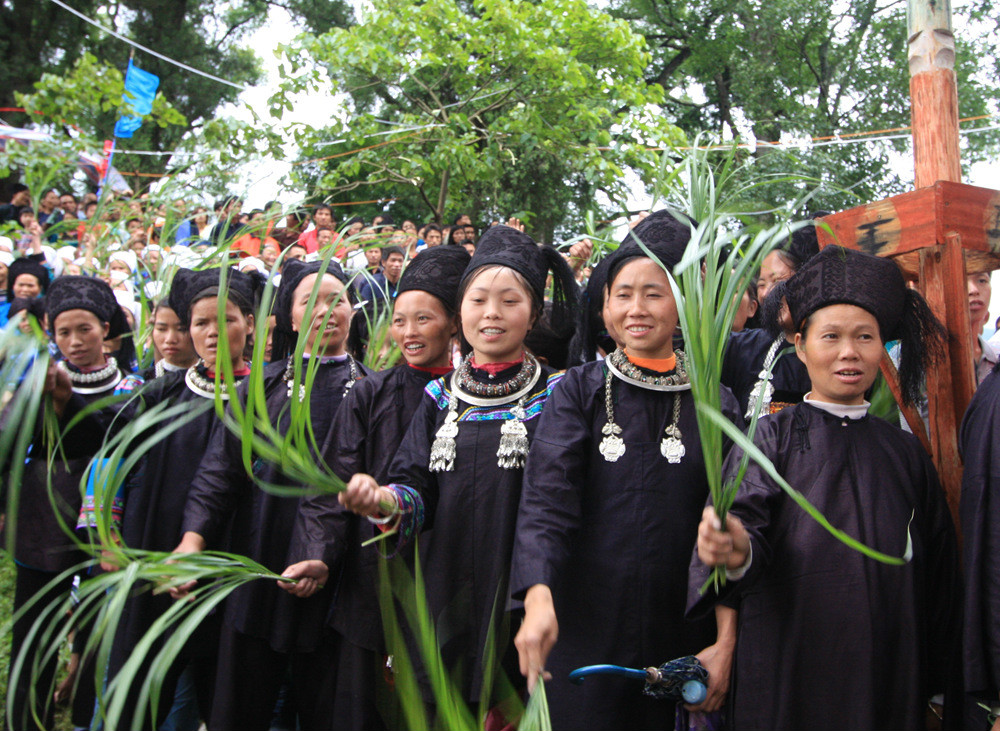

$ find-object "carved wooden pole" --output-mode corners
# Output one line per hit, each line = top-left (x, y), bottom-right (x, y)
(908, 0), (962, 187)
(908, 0), (970, 527)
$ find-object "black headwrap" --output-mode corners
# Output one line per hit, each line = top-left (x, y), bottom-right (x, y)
(8, 296), (46, 322)
(608, 209), (693, 286)
(168, 267), (264, 328)
(459, 225), (579, 337)
(271, 258), (351, 361)
(6, 256), (50, 300)
(46, 276), (121, 331)
(785, 245), (945, 405)
(396, 245), (471, 315)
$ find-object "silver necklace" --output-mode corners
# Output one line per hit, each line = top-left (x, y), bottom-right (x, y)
(745, 336), (783, 421)
(154, 360), (185, 379)
(429, 356), (541, 473)
(599, 363), (686, 464)
(184, 359), (249, 400)
(59, 358), (118, 385)
(606, 348), (691, 392)
(283, 354), (360, 401)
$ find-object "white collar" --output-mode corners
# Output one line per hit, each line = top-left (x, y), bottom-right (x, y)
(979, 335), (998, 366)
(803, 392), (870, 420)
(161, 360), (185, 372)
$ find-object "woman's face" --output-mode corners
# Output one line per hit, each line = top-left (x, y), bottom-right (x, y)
(290, 273), (353, 357)
(606, 257), (678, 360)
(460, 266), (535, 364)
(795, 303), (882, 406)
(110, 260), (132, 275)
(188, 297), (254, 370)
(757, 250), (796, 302)
(968, 272), (992, 335)
(15, 312), (35, 335)
(392, 290), (456, 369)
(0, 262), (7, 289)
(13, 273), (41, 299)
(54, 309), (109, 369)
(152, 306), (197, 367)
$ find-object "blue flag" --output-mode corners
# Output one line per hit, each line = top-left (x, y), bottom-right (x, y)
(114, 60), (159, 139)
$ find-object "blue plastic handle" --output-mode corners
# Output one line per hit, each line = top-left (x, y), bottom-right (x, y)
(568, 664), (648, 685)
(681, 680), (707, 705)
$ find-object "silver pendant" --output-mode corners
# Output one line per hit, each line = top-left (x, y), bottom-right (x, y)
(660, 425), (685, 463)
(599, 421), (626, 462)
(429, 410), (459, 472)
(497, 404), (529, 470)
(746, 377), (774, 420)
(497, 406), (528, 470)
(287, 381), (307, 402)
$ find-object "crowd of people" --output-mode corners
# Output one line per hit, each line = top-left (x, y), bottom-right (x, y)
(2, 180), (1000, 731)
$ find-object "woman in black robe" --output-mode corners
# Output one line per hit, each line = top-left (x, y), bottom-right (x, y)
(102, 266), (260, 730)
(338, 225), (579, 719)
(959, 362), (1000, 730)
(173, 259), (369, 731)
(7, 275), (142, 731)
(692, 246), (961, 731)
(293, 245), (470, 730)
(511, 211), (742, 731)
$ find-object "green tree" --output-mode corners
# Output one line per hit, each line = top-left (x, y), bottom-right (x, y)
(275, 0), (683, 243)
(1, 0), (354, 181)
(610, 0), (1000, 211)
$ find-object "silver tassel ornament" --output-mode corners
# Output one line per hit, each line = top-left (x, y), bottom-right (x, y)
(429, 406), (459, 472)
(497, 402), (529, 470)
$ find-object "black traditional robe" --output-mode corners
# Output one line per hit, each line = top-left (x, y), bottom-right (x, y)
(510, 360), (741, 731)
(960, 365), (1000, 727)
(109, 369), (222, 728)
(182, 356), (369, 653)
(688, 402), (960, 731)
(317, 363), (441, 654)
(386, 364), (560, 704)
(14, 370), (143, 573)
(721, 327), (810, 416)
(6, 368), (141, 731)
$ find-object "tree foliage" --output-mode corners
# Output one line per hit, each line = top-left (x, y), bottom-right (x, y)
(275, 0), (683, 242)
(609, 0), (1000, 211)
(0, 0), (353, 183)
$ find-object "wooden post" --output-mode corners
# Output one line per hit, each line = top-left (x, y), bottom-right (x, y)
(908, 0), (962, 187)
(904, 0), (969, 528)
(819, 5), (998, 530)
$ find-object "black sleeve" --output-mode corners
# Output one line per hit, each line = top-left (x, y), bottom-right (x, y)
(509, 369), (590, 598)
(287, 384), (368, 568)
(180, 411), (250, 546)
(386, 392), (441, 530)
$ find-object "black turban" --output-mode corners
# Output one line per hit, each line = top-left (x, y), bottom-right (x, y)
(169, 267), (264, 328)
(610, 209), (694, 282)
(46, 275), (128, 337)
(784, 244), (944, 405)
(396, 245), (471, 314)
(785, 245), (906, 339)
(460, 225), (579, 336)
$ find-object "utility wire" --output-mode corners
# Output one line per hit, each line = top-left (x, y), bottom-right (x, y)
(45, 0), (253, 93)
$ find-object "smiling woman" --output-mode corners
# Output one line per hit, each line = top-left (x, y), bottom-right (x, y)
(511, 210), (743, 731)
(336, 225), (579, 717)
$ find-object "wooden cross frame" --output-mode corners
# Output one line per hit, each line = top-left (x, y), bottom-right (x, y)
(815, 0), (999, 529)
